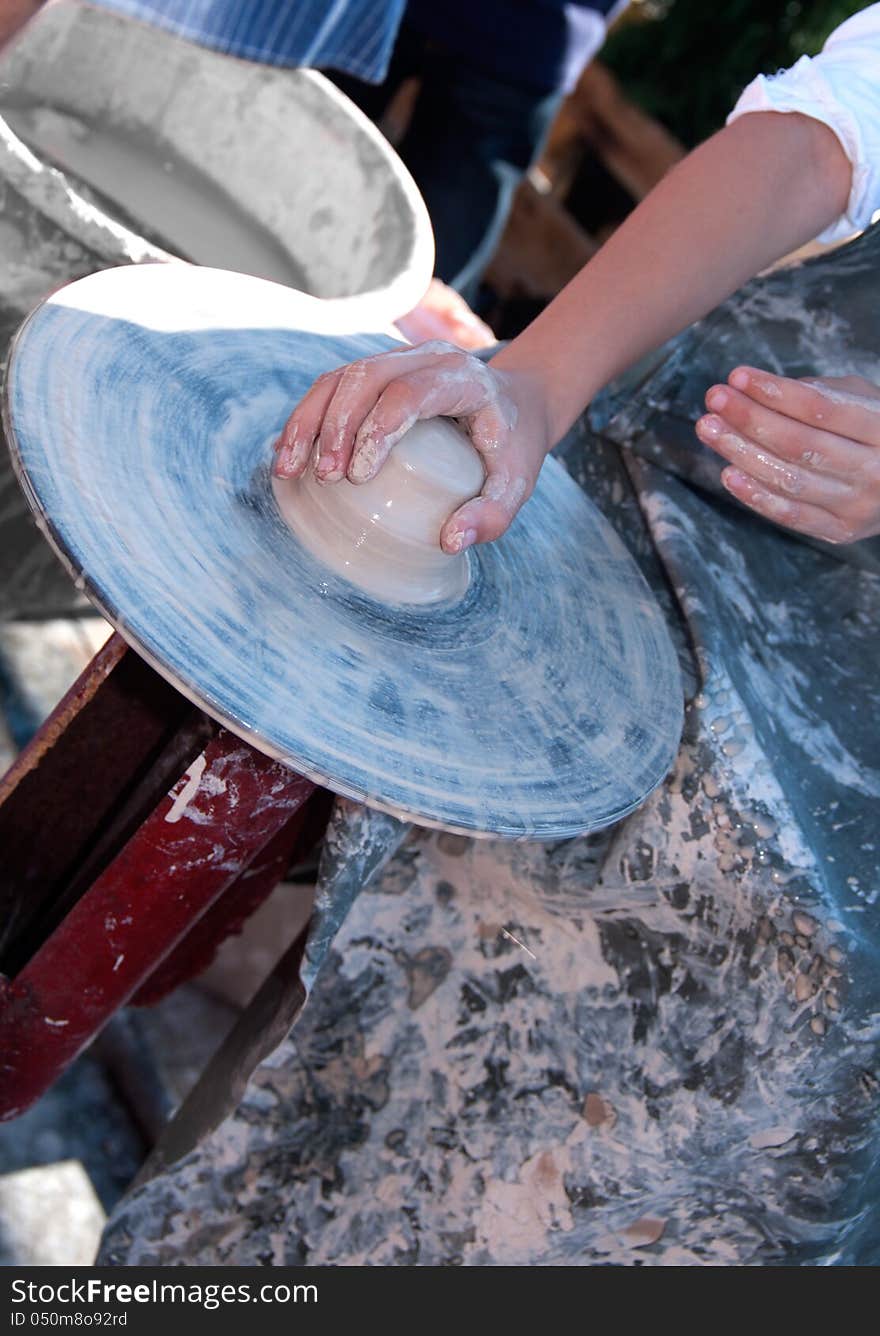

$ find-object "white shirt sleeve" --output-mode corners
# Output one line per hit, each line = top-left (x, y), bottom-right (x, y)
(726, 3), (880, 243)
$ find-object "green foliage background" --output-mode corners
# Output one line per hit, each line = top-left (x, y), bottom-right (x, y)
(602, 0), (870, 145)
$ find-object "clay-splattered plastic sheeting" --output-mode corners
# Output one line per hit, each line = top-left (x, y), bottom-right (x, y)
(4, 263), (682, 839)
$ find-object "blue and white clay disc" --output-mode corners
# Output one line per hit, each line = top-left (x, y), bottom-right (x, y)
(4, 264), (682, 838)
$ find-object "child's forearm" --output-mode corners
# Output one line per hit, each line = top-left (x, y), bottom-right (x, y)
(492, 111), (852, 442)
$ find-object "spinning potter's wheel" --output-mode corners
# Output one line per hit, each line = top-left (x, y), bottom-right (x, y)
(4, 264), (682, 838)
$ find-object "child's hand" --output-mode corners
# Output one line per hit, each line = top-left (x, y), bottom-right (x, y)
(696, 368), (880, 544)
(273, 343), (552, 553)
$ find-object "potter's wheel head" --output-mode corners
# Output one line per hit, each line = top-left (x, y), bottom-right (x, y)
(4, 264), (683, 838)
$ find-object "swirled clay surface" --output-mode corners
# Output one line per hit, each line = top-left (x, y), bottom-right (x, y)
(5, 263), (682, 838)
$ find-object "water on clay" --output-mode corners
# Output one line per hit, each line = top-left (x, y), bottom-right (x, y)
(1, 105), (309, 289)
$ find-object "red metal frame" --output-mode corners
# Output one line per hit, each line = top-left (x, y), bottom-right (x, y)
(0, 636), (328, 1120)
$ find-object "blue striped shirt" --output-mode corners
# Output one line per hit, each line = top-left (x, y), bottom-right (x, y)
(95, 2), (624, 90)
(94, 1), (407, 83)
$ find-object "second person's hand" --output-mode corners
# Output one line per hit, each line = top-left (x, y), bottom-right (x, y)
(696, 367), (880, 544)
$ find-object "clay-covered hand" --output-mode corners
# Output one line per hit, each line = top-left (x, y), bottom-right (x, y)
(272, 342), (552, 553)
(695, 368), (880, 544)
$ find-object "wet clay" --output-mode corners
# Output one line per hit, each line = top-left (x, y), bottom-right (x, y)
(273, 418), (485, 605)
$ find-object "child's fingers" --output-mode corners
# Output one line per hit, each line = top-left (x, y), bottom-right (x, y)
(273, 367), (343, 476)
(346, 355), (508, 485)
(440, 494), (512, 553)
(273, 341), (458, 480)
(315, 342), (463, 482)
(696, 414), (852, 508)
(275, 348), (542, 553)
(703, 384), (874, 477)
(439, 427), (536, 554)
(699, 412), (880, 539)
(440, 476), (526, 553)
(720, 467), (857, 544)
(314, 359), (389, 483)
(346, 367), (473, 484)
(725, 366), (880, 452)
(803, 373), (880, 405)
